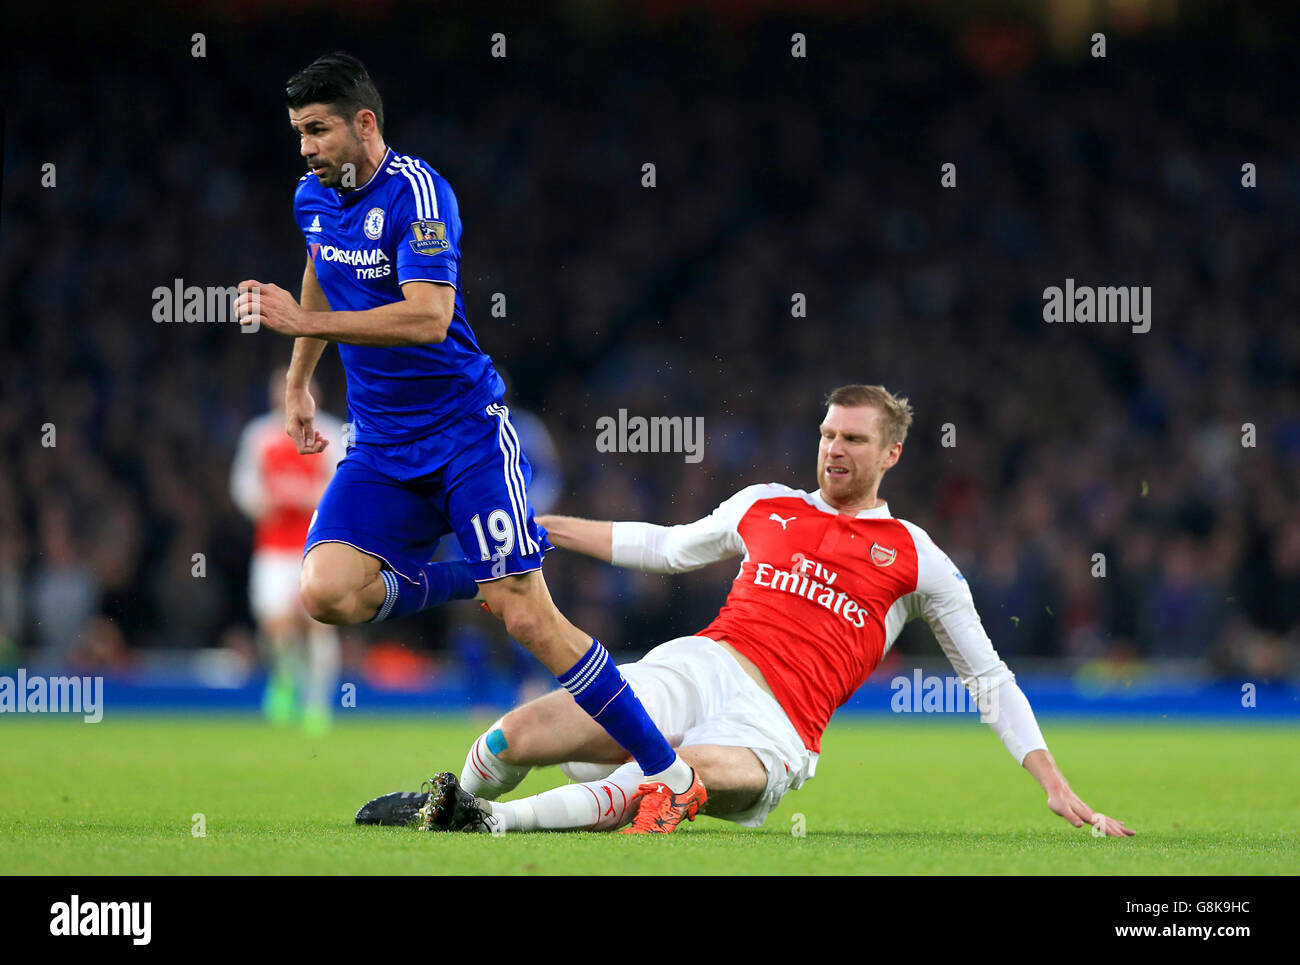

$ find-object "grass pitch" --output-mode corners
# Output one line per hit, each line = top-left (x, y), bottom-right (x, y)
(1, 714), (1295, 875)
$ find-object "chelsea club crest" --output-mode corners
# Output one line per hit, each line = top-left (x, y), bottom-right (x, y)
(363, 207), (385, 240)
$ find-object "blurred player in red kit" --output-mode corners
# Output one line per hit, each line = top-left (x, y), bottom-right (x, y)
(231, 367), (345, 734)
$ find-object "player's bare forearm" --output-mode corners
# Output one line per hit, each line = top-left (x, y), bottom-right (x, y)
(1023, 748), (1136, 837)
(287, 337), (328, 389)
(1022, 749), (1068, 796)
(535, 515), (614, 563)
(286, 260), (332, 388)
(277, 261), (334, 453)
(297, 299), (449, 346)
(237, 277), (453, 347)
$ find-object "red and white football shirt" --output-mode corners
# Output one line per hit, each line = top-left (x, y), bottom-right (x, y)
(612, 483), (1013, 753)
(230, 411), (345, 552)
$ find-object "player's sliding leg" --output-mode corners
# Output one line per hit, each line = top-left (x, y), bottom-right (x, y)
(668, 743), (766, 817)
(608, 743), (760, 833)
(460, 718), (531, 799)
(487, 745), (765, 833)
(409, 766), (640, 833)
(432, 745), (765, 833)
(460, 688), (629, 799)
(477, 570), (699, 797)
(299, 541), (478, 625)
(480, 762), (646, 831)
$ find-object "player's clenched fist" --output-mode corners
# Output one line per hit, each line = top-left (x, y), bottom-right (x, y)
(236, 280), (307, 336)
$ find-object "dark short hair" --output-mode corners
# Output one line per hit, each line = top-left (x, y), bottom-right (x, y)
(825, 384), (914, 446)
(285, 52), (384, 136)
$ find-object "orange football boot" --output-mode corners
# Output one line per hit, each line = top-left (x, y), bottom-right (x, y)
(618, 769), (707, 834)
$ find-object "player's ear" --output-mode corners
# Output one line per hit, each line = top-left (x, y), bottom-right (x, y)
(353, 108), (377, 138)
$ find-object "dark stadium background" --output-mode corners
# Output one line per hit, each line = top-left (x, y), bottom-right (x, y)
(2, 0), (1297, 710)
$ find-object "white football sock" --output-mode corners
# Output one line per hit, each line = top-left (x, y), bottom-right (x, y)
(644, 754), (694, 794)
(460, 719), (531, 800)
(485, 762), (646, 832)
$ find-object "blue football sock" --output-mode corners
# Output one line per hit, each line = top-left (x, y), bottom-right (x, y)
(555, 639), (676, 776)
(369, 561), (478, 622)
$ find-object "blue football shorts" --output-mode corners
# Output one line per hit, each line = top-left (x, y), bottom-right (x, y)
(304, 402), (553, 584)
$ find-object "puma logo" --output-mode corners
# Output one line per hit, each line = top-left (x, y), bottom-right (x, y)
(769, 513), (795, 530)
(602, 786), (617, 817)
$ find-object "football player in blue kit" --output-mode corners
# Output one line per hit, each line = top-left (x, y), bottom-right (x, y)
(234, 52), (704, 827)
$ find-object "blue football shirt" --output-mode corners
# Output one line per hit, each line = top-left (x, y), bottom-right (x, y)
(293, 147), (504, 444)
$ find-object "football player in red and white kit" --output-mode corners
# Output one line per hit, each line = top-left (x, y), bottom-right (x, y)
(365, 385), (1134, 836)
(231, 368), (345, 734)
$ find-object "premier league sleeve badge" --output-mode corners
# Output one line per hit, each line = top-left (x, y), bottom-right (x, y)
(408, 219), (450, 255)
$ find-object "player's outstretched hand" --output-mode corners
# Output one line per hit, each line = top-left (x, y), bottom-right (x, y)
(285, 384), (329, 455)
(1047, 783), (1136, 837)
(236, 280), (306, 336)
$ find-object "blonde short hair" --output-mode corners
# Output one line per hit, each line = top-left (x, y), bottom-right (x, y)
(825, 384), (914, 446)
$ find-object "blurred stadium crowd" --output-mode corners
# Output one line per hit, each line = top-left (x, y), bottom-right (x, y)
(1, 4), (1297, 682)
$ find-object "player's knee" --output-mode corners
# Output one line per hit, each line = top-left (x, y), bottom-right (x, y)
(679, 745), (768, 796)
(299, 571), (356, 625)
(494, 709), (534, 765)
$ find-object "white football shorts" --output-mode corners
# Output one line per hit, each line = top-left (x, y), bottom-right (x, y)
(613, 634), (818, 828)
(249, 549), (305, 623)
